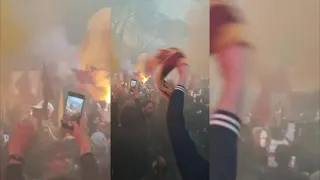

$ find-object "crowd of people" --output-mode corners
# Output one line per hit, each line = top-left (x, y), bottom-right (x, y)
(110, 73), (210, 180)
(0, 2), (319, 180)
(108, 73), (320, 180)
(0, 95), (110, 180)
(1, 71), (319, 180)
(237, 110), (320, 180)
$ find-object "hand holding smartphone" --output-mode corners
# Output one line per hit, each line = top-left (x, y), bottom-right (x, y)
(61, 92), (85, 130)
(130, 79), (137, 92)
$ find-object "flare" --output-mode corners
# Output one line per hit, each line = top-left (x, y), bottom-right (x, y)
(153, 48), (188, 100)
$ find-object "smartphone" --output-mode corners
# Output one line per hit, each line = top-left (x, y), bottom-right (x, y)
(3, 133), (9, 143)
(62, 92), (85, 130)
(130, 79), (137, 91)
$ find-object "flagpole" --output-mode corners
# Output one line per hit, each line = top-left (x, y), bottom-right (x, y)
(42, 62), (49, 121)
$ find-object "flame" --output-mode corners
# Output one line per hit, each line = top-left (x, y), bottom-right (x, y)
(135, 53), (155, 83)
(103, 84), (110, 104)
(142, 75), (151, 84)
(85, 71), (110, 104)
(137, 73), (151, 84)
(98, 75), (110, 104)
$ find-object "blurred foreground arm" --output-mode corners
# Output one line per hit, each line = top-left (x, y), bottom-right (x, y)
(71, 116), (100, 180)
(5, 116), (37, 180)
(210, 2), (248, 180)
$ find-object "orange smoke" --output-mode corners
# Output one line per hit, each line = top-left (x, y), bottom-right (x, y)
(0, 0), (29, 57)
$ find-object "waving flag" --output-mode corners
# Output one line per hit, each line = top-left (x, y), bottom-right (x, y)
(77, 8), (114, 104)
(72, 69), (95, 84)
(79, 8), (115, 71)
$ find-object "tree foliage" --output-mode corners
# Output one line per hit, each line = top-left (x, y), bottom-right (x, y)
(108, 0), (188, 58)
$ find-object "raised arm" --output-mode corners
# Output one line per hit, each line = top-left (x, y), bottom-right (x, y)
(209, 3), (248, 180)
(166, 65), (209, 180)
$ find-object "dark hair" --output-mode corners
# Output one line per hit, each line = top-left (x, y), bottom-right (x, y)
(120, 106), (139, 127)
(275, 145), (291, 166)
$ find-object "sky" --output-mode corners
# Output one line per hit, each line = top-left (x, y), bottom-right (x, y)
(157, 0), (195, 20)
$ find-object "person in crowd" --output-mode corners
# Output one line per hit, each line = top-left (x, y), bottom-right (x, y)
(237, 114), (256, 180)
(263, 145), (310, 180)
(111, 86), (148, 180)
(153, 1), (248, 180)
(91, 121), (110, 178)
(5, 109), (100, 180)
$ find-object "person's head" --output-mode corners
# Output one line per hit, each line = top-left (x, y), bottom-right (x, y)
(124, 94), (135, 107)
(44, 140), (79, 179)
(270, 127), (285, 140)
(275, 145), (291, 168)
(97, 122), (109, 135)
(141, 100), (155, 116)
(120, 105), (140, 127)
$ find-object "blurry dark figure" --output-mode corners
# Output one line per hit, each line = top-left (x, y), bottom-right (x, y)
(111, 89), (148, 180)
(184, 96), (209, 159)
(142, 100), (155, 117)
(42, 140), (80, 180)
(5, 112), (99, 180)
(142, 100), (171, 179)
(264, 145), (310, 180)
(149, 155), (168, 180)
(6, 104), (24, 132)
(87, 101), (106, 136)
(237, 123), (256, 180)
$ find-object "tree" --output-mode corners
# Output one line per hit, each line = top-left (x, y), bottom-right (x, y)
(155, 16), (189, 47)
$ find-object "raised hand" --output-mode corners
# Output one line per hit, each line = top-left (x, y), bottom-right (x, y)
(71, 115), (91, 155)
(9, 115), (37, 157)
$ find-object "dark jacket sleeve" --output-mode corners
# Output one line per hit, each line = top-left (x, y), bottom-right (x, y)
(80, 153), (100, 180)
(210, 109), (241, 180)
(134, 98), (145, 118)
(5, 164), (25, 180)
(166, 85), (209, 180)
(111, 101), (119, 129)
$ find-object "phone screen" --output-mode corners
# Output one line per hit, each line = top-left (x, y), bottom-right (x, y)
(65, 92), (85, 117)
(3, 133), (9, 143)
(130, 79), (137, 89)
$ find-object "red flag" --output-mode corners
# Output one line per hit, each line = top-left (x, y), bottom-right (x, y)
(72, 69), (95, 84)
(72, 68), (110, 102)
